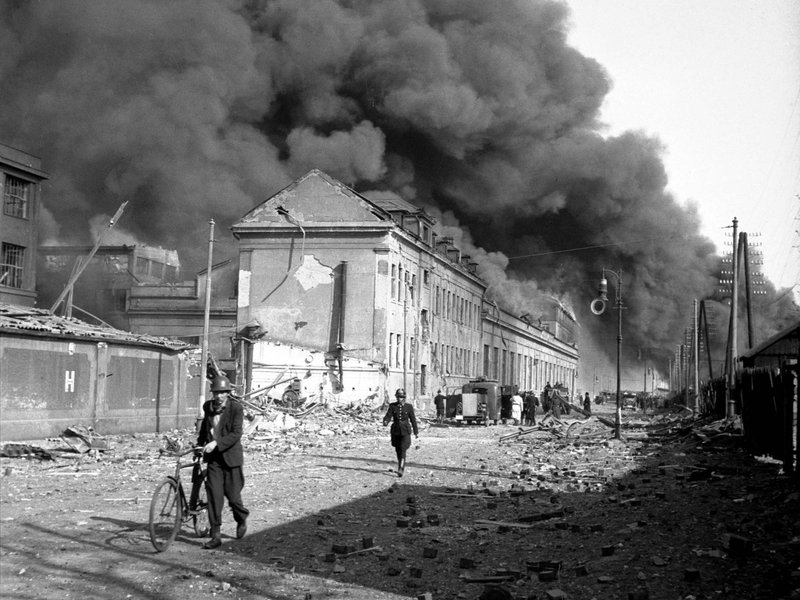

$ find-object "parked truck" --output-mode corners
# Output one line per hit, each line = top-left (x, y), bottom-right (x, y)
(445, 378), (518, 425)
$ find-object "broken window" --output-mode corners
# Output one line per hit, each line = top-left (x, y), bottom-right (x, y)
(3, 175), (29, 219)
(1, 242), (24, 288)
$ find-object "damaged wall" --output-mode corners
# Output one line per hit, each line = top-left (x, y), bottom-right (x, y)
(232, 170), (578, 405)
(0, 333), (193, 441)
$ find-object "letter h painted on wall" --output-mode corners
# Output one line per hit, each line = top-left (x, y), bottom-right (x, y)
(64, 370), (76, 393)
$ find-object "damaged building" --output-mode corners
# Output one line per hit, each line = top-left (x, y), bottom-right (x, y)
(32, 170), (578, 411)
(0, 303), (196, 441)
(1, 143), (48, 307)
(37, 245), (236, 366)
(231, 170), (578, 406)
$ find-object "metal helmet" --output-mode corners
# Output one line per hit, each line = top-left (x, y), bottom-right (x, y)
(210, 376), (232, 393)
(395, 388), (406, 398)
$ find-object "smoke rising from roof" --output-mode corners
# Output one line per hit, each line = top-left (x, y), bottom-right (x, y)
(1, 0), (795, 377)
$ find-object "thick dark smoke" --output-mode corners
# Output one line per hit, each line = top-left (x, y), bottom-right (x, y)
(1, 0), (795, 383)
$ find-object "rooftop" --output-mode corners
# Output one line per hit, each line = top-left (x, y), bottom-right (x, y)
(0, 303), (193, 352)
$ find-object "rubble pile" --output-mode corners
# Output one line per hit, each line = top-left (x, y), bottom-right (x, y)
(0, 404), (797, 600)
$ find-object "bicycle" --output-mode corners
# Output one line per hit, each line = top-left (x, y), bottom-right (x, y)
(148, 442), (210, 552)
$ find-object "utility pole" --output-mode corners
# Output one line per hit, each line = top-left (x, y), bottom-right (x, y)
(642, 348), (647, 395)
(198, 219), (215, 424)
(726, 217), (738, 418)
(51, 202), (128, 315)
(693, 298), (699, 412)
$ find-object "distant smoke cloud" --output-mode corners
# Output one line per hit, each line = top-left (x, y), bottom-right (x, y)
(1, 0), (794, 379)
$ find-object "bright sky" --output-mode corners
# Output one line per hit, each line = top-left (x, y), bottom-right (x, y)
(566, 0), (800, 303)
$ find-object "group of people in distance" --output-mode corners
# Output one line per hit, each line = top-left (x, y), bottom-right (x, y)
(193, 377), (596, 550)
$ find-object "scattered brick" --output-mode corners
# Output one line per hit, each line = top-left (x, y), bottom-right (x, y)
(684, 568), (700, 581)
(538, 570), (558, 582)
(727, 534), (753, 556)
(423, 547), (438, 558)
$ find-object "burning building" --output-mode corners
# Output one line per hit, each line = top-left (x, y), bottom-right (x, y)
(231, 170), (578, 405)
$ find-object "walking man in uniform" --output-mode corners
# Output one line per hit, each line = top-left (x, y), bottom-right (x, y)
(383, 388), (418, 477)
(434, 389), (446, 423)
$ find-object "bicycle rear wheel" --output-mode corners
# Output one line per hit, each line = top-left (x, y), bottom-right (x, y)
(192, 483), (210, 538)
(149, 478), (182, 552)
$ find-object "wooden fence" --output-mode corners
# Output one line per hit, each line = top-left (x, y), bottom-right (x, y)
(739, 366), (798, 479)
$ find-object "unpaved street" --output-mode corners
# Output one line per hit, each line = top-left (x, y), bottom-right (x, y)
(1, 405), (798, 600)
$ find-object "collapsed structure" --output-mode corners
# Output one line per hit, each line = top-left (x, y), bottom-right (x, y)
(0, 303), (195, 440)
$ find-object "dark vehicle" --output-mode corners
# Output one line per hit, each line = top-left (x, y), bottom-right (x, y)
(542, 383), (571, 416)
(595, 391), (612, 405)
(621, 391), (637, 410)
(446, 378), (506, 425)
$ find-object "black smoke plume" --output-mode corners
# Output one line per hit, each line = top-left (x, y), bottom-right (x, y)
(1, 0), (795, 385)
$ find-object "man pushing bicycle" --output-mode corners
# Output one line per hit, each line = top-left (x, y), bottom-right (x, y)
(197, 375), (249, 549)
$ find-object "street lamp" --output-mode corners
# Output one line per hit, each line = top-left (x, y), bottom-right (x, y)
(590, 268), (624, 439)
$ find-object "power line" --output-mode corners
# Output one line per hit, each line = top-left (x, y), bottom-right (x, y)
(507, 233), (697, 260)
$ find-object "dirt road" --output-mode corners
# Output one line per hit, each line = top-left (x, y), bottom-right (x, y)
(1, 405), (798, 600)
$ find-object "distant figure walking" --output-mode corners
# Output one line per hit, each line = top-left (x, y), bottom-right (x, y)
(382, 388), (418, 477)
(510, 391), (523, 425)
(583, 392), (592, 415)
(434, 389), (446, 423)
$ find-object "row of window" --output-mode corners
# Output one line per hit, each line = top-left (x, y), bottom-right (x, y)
(390, 264), (418, 304)
(433, 285), (479, 328)
(1, 174), (31, 290)
(388, 333), (574, 391)
(134, 256), (178, 281)
(431, 343), (479, 376)
(390, 262), (479, 329)
(482, 344), (575, 391)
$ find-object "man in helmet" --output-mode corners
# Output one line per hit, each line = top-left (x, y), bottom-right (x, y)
(197, 375), (250, 549)
(382, 388), (418, 477)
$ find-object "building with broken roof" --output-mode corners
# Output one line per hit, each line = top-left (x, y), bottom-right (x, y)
(36, 245), (236, 366)
(231, 170), (578, 405)
(0, 303), (196, 441)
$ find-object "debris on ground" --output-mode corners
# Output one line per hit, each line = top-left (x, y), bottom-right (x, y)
(60, 425), (110, 453)
(0, 443), (54, 460)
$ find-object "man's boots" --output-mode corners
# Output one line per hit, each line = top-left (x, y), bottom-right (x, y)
(203, 528), (221, 549)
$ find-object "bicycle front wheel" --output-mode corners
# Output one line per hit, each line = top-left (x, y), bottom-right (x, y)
(149, 478), (182, 552)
